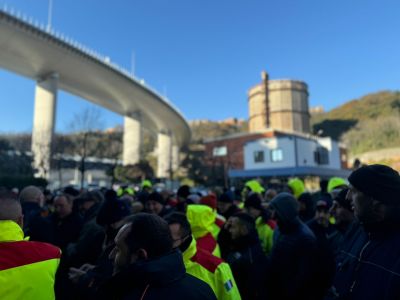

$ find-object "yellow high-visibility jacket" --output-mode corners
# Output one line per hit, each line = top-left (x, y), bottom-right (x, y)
(183, 237), (241, 300)
(187, 204), (221, 257)
(0, 220), (61, 300)
(256, 216), (274, 255)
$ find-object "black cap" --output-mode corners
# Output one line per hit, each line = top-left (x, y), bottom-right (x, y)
(348, 164), (400, 205)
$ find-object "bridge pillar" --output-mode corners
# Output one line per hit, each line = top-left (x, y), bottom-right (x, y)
(123, 112), (142, 166)
(31, 73), (58, 179)
(171, 144), (180, 172)
(157, 131), (172, 178)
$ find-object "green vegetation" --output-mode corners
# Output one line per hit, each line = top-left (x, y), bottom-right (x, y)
(311, 91), (400, 155)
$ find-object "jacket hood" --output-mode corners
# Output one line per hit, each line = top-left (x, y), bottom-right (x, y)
(270, 193), (299, 225)
(187, 204), (215, 239)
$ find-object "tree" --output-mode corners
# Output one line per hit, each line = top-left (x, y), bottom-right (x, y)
(69, 107), (104, 189)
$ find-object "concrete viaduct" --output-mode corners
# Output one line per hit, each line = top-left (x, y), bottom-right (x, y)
(0, 8), (191, 180)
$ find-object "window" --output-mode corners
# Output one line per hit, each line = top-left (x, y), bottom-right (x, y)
(314, 147), (329, 165)
(253, 151), (264, 163)
(213, 146), (227, 157)
(271, 149), (283, 162)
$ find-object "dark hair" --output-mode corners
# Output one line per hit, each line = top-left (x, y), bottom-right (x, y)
(147, 192), (165, 205)
(125, 213), (172, 258)
(232, 212), (256, 234)
(164, 212), (192, 238)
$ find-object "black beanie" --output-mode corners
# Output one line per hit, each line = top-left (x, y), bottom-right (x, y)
(333, 188), (352, 211)
(348, 164), (400, 205)
(244, 193), (263, 210)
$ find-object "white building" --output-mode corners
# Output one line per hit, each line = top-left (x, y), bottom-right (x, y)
(244, 135), (341, 170)
(228, 131), (350, 179)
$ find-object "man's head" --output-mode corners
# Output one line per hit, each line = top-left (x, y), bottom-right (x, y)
(54, 193), (73, 219)
(0, 190), (23, 227)
(227, 212), (256, 240)
(347, 164), (400, 225)
(146, 192), (165, 215)
(164, 212), (192, 250)
(109, 213), (173, 274)
(269, 192), (299, 226)
(244, 193), (263, 219)
(76, 190), (104, 213)
(18, 185), (44, 207)
(330, 188), (354, 228)
(314, 194), (332, 227)
(217, 192), (234, 214)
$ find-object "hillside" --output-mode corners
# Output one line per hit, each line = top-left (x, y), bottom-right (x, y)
(311, 91), (400, 155)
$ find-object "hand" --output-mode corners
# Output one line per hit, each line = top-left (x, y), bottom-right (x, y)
(68, 267), (86, 284)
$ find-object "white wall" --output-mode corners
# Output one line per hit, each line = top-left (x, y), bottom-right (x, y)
(296, 137), (318, 167)
(244, 135), (342, 170)
(244, 137), (295, 170)
(318, 137), (341, 169)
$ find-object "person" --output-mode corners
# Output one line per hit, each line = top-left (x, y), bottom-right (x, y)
(306, 194), (337, 296)
(218, 191), (241, 220)
(68, 190), (132, 299)
(200, 194), (226, 239)
(329, 187), (359, 254)
(18, 185), (53, 242)
(267, 192), (324, 300)
(165, 212), (241, 300)
(0, 190), (61, 299)
(225, 212), (267, 300)
(49, 193), (83, 250)
(330, 164), (400, 300)
(145, 191), (172, 217)
(66, 190), (106, 267)
(244, 193), (274, 254)
(186, 204), (221, 257)
(217, 191), (242, 258)
(97, 213), (217, 300)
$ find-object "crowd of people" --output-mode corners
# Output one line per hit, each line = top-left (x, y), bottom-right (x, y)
(1, 163), (400, 299)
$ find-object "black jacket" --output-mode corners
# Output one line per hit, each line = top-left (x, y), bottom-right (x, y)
(268, 193), (323, 300)
(226, 231), (267, 300)
(66, 203), (105, 267)
(21, 202), (53, 243)
(49, 212), (83, 250)
(330, 222), (400, 300)
(97, 250), (217, 300)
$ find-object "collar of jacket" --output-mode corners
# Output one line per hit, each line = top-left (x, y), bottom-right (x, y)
(0, 220), (26, 242)
(183, 236), (197, 262)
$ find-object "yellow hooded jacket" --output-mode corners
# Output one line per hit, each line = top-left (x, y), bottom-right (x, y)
(0, 220), (61, 300)
(187, 204), (221, 257)
(183, 237), (241, 300)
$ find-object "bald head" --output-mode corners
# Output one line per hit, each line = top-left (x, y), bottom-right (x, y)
(0, 190), (23, 225)
(19, 186), (44, 206)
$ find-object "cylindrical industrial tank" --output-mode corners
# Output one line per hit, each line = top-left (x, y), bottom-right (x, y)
(268, 80), (310, 134)
(248, 83), (268, 132)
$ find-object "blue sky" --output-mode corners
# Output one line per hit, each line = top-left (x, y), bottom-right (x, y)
(1, 0), (399, 133)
